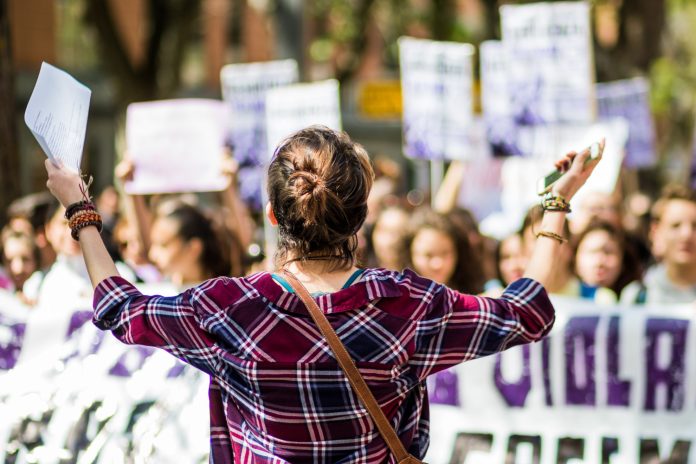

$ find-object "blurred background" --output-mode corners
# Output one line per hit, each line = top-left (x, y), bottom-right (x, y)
(2, 0), (696, 221)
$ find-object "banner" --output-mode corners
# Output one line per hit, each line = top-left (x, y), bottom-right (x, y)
(596, 77), (657, 169)
(0, 285), (209, 464)
(220, 60), (299, 209)
(265, 79), (342, 160)
(500, 1), (595, 126)
(425, 297), (696, 464)
(125, 99), (229, 194)
(398, 36), (475, 160)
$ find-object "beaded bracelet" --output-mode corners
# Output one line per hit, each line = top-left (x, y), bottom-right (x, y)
(535, 230), (567, 244)
(67, 208), (103, 241)
(540, 192), (571, 213)
(65, 200), (96, 220)
(68, 211), (102, 230)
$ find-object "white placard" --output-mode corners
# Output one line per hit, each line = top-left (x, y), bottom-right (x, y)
(265, 80), (342, 160)
(501, 1), (595, 125)
(596, 77), (656, 168)
(24, 62), (91, 170)
(496, 119), (628, 224)
(480, 40), (511, 119)
(399, 37), (475, 160)
(125, 99), (229, 194)
(220, 60), (299, 165)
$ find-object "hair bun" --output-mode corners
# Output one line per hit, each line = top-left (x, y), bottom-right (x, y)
(290, 171), (325, 196)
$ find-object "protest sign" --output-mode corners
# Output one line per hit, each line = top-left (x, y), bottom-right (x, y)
(24, 62), (92, 170)
(425, 298), (696, 464)
(265, 79), (342, 160)
(494, 119), (628, 223)
(398, 36), (475, 161)
(125, 99), (229, 195)
(220, 60), (299, 209)
(597, 77), (657, 168)
(500, 1), (595, 126)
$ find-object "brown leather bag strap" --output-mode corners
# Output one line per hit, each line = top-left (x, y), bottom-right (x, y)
(280, 270), (420, 464)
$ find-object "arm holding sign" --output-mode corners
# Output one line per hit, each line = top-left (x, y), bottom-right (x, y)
(523, 139), (605, 288)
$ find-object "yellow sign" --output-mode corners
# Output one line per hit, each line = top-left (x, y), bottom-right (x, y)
(358, 81), (402, 119)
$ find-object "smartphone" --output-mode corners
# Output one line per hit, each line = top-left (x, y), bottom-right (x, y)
(536, 142), (603, 196)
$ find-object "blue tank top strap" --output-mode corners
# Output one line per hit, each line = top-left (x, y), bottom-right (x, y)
(271, 269), (365, 296)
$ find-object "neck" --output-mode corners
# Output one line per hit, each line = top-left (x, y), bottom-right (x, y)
(665, 262), (696, 287)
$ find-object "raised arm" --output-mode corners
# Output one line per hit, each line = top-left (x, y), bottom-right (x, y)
(524, 139), (605, 287)
(45, 160), (119, 288)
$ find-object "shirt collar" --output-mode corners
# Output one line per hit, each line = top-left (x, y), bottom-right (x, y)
(249, 268), (404, 314)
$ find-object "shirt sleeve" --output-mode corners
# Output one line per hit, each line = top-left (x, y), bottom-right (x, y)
(410, 277), (555, 381)
(92, 276), (219, 376)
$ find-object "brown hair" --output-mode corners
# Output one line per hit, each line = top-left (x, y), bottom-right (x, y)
(571, 219), (643, 296)
(404, 208), (485, 294)
(268, 126), (374, 270)
(651, 184), (696, 223)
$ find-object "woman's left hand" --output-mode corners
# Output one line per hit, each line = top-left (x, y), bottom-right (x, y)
(45, 159), (87, 207)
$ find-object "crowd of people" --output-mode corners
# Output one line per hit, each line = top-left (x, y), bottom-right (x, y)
(1, 141), (696, 312)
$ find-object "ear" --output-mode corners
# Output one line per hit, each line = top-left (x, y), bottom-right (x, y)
(266, 202), (278, 226)
(187, 237), (204, 258)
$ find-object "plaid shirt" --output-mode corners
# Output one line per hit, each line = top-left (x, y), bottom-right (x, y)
(93, 268), (554, 463)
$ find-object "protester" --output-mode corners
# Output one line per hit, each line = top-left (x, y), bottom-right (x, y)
(641, 185), (696, 304)
(0, 228), (41, 304)
(494, 232), (528, 288)
(572, 220), (642, 304)
(370, 205), (410, 270)
(405, 208), (485, 294)
(148, 203), (233, 288)
(44, 125), (602, 462)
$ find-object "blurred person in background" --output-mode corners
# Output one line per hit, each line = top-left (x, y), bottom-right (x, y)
(570, 190), (622, 234)
(6, 192), (59, 271)
(642, 185), (696, 304)
(148, 203), (233, 289)
(0, 228), (42, 304)
(405, 208), (485, 295)
(572, 220), (643, 304)
(370, 205), (410, 270)
(493, 232), (528, 290)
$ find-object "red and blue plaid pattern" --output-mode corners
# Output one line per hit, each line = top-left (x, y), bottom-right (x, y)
(93, 268), (554, 463)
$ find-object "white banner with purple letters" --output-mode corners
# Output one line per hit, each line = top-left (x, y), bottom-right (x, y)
(426, 297), (696, 464)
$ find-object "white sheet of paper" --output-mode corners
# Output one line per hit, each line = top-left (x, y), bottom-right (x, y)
(125, 99), (229, 194)
(265, 80), (342, 160)
(24, 62), (92, 170)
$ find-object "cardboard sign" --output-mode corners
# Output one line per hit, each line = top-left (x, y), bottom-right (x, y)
(597, 77), (657, 168)
(125, 99), (229, 194)
(265, 80), (342, 160)
(501, 2), (595, 125)
(399, 37), (475, 160)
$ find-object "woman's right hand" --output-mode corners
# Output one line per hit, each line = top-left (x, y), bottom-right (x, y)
(550, 138), (605, 200)
(115, 157), (135, 184)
